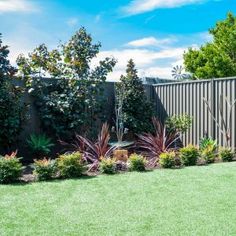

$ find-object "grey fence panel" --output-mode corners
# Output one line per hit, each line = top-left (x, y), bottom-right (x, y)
(153, 77), (236, 148)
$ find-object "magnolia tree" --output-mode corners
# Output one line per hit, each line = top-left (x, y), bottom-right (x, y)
(17, 27), (116, 139)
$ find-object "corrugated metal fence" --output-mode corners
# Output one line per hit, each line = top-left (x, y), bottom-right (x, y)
(153, 77), (236, 148)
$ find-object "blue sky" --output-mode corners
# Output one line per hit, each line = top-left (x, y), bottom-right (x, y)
(0, 0), (235, 80)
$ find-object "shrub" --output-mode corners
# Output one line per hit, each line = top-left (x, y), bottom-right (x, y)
(165, 114), (192, 133)
(201, 145), (216, 163)
(219, 148), (234, 162)
(159, 151), (178, 168)
(199, 137), (217, 164)
(180, 145), (199, 166)
(136, 117), (179, 159)
(27, 134), (54, 157)
(199, 137), (217, 151)
(129, 154), (147, 171)
(76, 123), (116, 162)
(99, 158), (116, 174)
(0, 151), (23, 184)
(33, 158), (57, 181)
(57, 152), (86, 178)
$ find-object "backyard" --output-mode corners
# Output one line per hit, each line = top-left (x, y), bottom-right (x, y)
(1, 162), (236, 236)
(1, 3), (236, 236)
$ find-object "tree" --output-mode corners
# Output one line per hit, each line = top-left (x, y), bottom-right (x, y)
(116, 59), (154, 134)
(184, 13), (236, 79)
(17, 27), (116, 139)
(0, 34), (25, 149)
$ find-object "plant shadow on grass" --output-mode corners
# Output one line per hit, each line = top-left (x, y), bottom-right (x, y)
(4, 175), (97, 187)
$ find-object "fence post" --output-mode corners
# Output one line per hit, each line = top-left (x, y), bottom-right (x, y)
(211, 78), (216, 140)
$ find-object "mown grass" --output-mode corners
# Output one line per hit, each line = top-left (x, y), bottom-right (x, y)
(1, 162), (236, 235)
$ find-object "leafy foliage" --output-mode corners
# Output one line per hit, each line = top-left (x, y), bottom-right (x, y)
(116, 59), (154, 134)
(179, 145), (199, 166)
(129, 154), (146, 171)
(0, 151), (23, 184)
(160, 151), (182, 168)
(201, 145), (216, 163)
(136, 117), (179, 159)
(199, 137), (217, 151)
(99, 158), (116, 174)
(17, 27), (116, 138)
(0, 33), (25, 148)
(184, 13), (236, 79)
(165, 114), (192, 133)
(57, 152), (87, 178)
(33, 158), (57, 181)
(77, 123), (117, 162)
(27, 134), (54, 157)
(219, 147), (234, 162)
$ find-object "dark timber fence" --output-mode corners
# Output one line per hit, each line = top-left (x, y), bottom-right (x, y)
(152, 77), (236, 148)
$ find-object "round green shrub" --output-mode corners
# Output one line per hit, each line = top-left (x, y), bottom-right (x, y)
(219, 148), (234, 162)
(129, 154), (146, 171)
(159, 151), (177, 168)
(0, 152), (23, 184)
(201, 145), (216, 163)
(99, 158), (116, 174)
(180, 145), (199, 166)
(57, 152), (87, 178)
(33, 158), (57, 181)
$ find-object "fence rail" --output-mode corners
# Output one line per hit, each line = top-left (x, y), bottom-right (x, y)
(152, 77), (236, 148)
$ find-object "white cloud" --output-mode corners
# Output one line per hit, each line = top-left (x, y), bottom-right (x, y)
(94, 46), (186, 81)
(66, 17), (78, 27)
(0, 0), (37, 13)
(122, 0), (212, 15)
(94, 32), (210, 81)
(126, 36), (175, 48)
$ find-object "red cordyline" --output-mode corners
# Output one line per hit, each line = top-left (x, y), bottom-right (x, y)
(78, 123), (116, 162)
(136, 117), (179, 160)
(60, 123), (117, 171)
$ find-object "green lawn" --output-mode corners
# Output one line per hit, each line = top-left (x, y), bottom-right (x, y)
(1, 163), (236, 236)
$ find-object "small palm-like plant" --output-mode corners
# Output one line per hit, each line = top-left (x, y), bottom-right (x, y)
(136, 118), (179, 161)
(27, 134), (54, 157)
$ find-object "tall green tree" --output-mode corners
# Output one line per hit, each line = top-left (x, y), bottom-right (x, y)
(0, 34), (25, 149)
(17, 27), (116, 138)
(184, 13), (236, 79)
(116, 59), (154, 134)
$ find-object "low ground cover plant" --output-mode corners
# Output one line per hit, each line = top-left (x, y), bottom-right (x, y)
(0, 151), (23, 184)
(57, 152), (87, 178)
(180, 145), (199, 166)
(33, 158), (56, 181)
(129, 154), (147, 171)
(99, 158), (116, 174)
